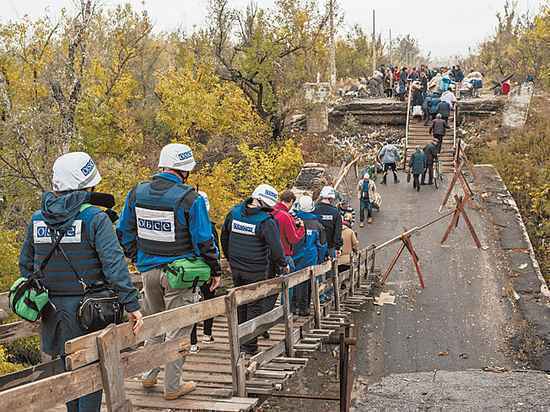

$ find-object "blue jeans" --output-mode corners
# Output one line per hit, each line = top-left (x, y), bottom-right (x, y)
(66, 392), (102, 412)
(359, 199), (372, 222)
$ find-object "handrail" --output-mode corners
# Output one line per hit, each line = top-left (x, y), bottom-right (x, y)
(404, 83), (413, 170)
(453, 103), (457, 152)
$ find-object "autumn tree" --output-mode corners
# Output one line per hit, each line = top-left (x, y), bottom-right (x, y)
(208, 0), (329, 139)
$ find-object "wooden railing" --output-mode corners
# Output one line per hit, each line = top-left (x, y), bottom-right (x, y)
(0, 249), (376, 411)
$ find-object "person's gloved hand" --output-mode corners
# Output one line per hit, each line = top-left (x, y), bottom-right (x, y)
(105, 209), (119, 223)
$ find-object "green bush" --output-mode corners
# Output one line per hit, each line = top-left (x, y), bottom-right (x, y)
(0, 345), (24, 375)
(3, 336), (41, 366)
(0, 224), (20, 292)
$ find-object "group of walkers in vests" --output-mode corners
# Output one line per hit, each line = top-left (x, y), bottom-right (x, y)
(12, 143), (368, 411)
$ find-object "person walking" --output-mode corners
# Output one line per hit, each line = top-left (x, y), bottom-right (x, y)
(117, 143), (221, 400)
(357, 173), (377, 227)
(338, 212), (359, 275)
(19, 152), (143, 412)
(422, 140), (439, 185)
(378, 140), (401, 184)
(221, 184), (287, 354)
(436, 99), (451, 123)
(271, 190), (305, 272)
(291, 195), (327, 316)
(189, 191), (219, 352)
(409, 146), (427, 192)
(429, 114), (449, 153)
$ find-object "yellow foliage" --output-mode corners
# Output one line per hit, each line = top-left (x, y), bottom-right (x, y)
(0, 345), (23, 376)
(0, 224), (20, 292)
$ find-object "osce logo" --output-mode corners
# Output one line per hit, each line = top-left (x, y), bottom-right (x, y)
(232, 220), (256, 236)
(137, 218), (172, 232)
(265, 189), (277, 200)
(36, 225), (76, 238)
(177, 151), (193, 161)
(81, 159), (95, 177)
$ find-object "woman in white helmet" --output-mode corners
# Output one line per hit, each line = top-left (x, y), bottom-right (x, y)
(18, 152), (143, 412)
(220, 183), (287, 354)
(117, 143), (221, 400)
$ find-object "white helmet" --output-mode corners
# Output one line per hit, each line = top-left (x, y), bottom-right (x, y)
(52, 152), (101, 192)
(297, 195), (315, 213)
(158, 143), (196, 172)
(198, 190), (210, 212)
(320, 185), (336, 199)
(252, 184), (278, 207)
(363, 173), (370, 179)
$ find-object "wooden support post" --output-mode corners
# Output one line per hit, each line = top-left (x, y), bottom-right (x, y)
(369, 248), (376, 275)
(441, 194), (482, 248)
(282, 278), (295, 357)
(225, 292), (241, 395)
(237, 355), (247, 397)
(332, 260), (341, 312)
(349, 254), (356, 296)
(356, 252), (362, 288)
(97, 324), (132, 412)
(310, 269), (321, 329)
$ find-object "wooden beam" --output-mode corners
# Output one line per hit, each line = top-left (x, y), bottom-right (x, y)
(1, 336), (190, 412)
(232, 277), (283, 306)
(97, 325), (132, 412)
(237, 306), (284, 343)
(0, 320), (40, 343)
(225, 292), (240, 395)
(287, 268), (311, 288)
(64, 295), (226, 370)
(282, 278), (295, 357)
(311, 270), (321, 329)
(350, 254), (356, 296)
(0, 358), (65, 392)
(332, 261), (341, 312)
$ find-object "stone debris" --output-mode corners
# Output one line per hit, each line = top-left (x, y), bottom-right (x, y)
(374, 291), (396, 306)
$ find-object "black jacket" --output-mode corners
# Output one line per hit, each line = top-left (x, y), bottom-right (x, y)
(423, 143), (438, 164)
(430, 118), (448, 136)
(314, 202), (343, 250)
(221, 198), (286, 275)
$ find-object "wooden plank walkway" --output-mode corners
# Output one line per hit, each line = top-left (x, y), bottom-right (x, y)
(45, 283), (371, 412)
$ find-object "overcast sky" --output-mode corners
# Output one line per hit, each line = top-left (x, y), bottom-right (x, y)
(2, 0), (545, 58)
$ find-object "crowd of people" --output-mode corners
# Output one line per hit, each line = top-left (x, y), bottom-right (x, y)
(16, 144), (366, 411)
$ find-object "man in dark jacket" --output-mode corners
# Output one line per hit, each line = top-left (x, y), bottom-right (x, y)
(408, 146), (426, 191)
(422, 140), (439, 185)
(221, 184), (287, 354)
(314, 186), (343, 259)
(20, 152), (142, 412)
(436, 99), (451, 122)
(429, 114), (449, 153)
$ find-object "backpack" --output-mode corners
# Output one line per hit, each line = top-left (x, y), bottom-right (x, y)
(361, 179), (370, 201)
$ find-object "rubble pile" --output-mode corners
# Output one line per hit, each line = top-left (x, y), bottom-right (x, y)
(327, 125), (405, 163)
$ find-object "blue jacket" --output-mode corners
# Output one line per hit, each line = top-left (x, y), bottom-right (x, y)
(292, 211), (327, 270)
(117, 173), (219, 273)
(19, 191), (140, 355)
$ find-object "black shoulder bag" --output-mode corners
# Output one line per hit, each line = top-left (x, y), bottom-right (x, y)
(56, 244), (124, 332)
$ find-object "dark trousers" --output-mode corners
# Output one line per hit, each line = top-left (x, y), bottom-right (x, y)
(422, 163), (434, 184)
(359, 198), (372, 221)
(190, 283), (215, 344)
(433, 135), (443, 153)
(382, 163), (398, 183)
(232, 269), (276, 352)
(292, 279), (311, 312)
(412, 174), (421, 191)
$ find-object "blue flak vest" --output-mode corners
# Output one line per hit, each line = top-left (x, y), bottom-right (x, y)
(293, 226), (320, 270)
(228, 203), (271, 267)
(31, 205), (104, 296)
(133, 177), (195, 257)
(361, 180), (370, 201)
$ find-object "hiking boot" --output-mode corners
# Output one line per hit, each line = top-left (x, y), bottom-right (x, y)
(202, 334), (214, 344)
(262, 331), (270, 339)
(359, 222), (365, 228)
(298, 309), (310, 317)
(189, 344), (199, 353)
(367, 217), (373, 224)
(164, 381), (197, 400)
(142, 376), (158, 389)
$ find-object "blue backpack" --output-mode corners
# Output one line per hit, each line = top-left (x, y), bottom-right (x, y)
(361, 180), (370, 201)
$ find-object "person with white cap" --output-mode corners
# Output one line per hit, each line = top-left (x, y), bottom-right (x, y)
(291, 195), (328, 316)
(117, 143), (221, 400)
(19, 152), (142, 412)
(221, 183), (287, 354)
(357, 172), (377, 227)
(314, 186), (343, 259)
